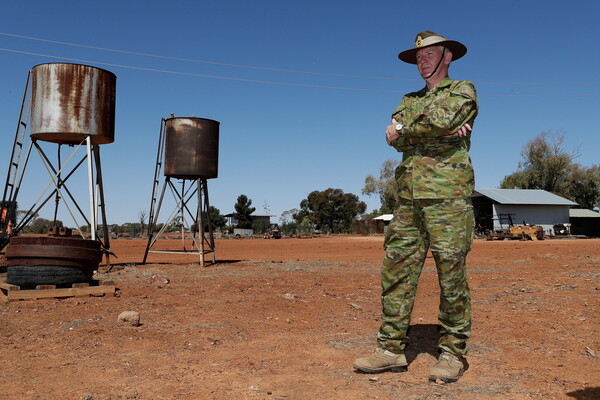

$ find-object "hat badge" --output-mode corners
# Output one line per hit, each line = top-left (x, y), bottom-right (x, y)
(415, 36), (424, 47)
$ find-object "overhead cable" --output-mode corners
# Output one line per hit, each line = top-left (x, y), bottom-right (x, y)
(2, 32), (597, 87)
(0, 32), (413, 82)
(0, 45), (597, 96)
(0, 48), (405, 93)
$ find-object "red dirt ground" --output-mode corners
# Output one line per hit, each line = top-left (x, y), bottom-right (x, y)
(1, 236), (599, 400)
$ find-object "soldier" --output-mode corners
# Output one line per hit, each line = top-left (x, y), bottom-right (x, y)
(353, 31), (478, 383)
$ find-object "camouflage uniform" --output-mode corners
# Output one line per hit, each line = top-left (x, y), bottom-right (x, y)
(378, 77), (478, 356)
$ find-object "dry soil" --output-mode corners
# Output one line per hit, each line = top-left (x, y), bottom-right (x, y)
(1, 236), (599, 400)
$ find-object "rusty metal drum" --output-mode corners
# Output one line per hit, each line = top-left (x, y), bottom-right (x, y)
(164, 117), (219, 179)
(5, 235), (102, 269)
(30, 63), (116, 145)
(5, 236), (102, 286)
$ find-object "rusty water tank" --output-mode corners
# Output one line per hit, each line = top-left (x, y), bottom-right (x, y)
(30, 63), (116, 145)
(164, 117), (220, 179)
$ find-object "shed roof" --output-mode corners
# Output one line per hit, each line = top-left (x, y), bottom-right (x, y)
(373, 214), (393, 221)
(224, 213), (274, 217)
(569, 208), (600, 218)
(473, 188), (578, 206)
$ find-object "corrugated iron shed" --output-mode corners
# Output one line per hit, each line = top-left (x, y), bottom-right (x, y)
(373, 214), (393, 221)
(570, 209), (600, 218)
(473, 188), (578, 206)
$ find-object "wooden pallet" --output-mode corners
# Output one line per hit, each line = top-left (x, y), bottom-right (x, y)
(0, 280), (116, 302)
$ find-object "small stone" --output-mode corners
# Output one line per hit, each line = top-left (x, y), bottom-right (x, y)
(117, 311), (140, 327)
(585, 347), (597, 358)
(151, 275), (170, 286)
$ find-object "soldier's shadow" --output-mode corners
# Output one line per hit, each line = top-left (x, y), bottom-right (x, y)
(404, 324), (470, 372)
(404, 324), (439, 361)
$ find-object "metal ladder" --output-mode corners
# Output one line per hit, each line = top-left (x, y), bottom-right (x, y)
(145, 119), (167, 240)
(1, 71), (32, 250)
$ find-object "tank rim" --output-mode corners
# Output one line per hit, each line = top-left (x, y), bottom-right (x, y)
(31, 62), (117, 79)
(164, 116), (220, 125)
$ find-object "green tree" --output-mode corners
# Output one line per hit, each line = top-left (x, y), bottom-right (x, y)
(280, 220), (298, 236)
(107, 223), (123, 235)
(295, 188), (367, 233)
(565, 165), (600, 209)
(297, 216), (313, 234)
(280, 208), (299, 236)
(165, 216), (182, 232)
(500, 132), (575, 193)
(362, 159), (399, 214)
(233, 194), (255, 229)
(16, 210), (37, 227)
(202, 205), (226, 232)
(280, 209), (298, 225)
(501, 132), (600, 209)
(252, 218), (270, 234)
(22, 217), (63, 234)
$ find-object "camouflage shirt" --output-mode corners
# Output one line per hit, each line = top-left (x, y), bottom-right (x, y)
(391, 77), (478, 199)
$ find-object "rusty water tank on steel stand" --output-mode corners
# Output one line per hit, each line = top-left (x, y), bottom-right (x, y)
(164, 117), (219, 180)
(143, 117), (220, 266)
(27, 63), (115, 245)
(30, 63), (116, 145)
(3, 63), (117, 284)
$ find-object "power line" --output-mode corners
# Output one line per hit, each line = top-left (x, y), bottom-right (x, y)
(0, 32), (414, 82)
(1, 31), (598, 87)
(0, 48), (406, 93)
(2, 47), (598, 97)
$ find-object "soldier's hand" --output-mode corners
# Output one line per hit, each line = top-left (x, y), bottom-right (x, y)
(444, 123), (472, 138)
(386, 118), (401, 145)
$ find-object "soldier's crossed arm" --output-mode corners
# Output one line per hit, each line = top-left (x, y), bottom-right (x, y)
(401, 81), (478, 139)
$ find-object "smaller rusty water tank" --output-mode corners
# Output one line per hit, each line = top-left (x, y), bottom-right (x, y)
(164, 117), (220, 180)
(30, 63), (116, 145)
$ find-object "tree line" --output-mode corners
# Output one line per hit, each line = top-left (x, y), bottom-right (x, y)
(18, 131), (593, 237)
(17, 190), (368, 237)
(362, 131), (600, 214)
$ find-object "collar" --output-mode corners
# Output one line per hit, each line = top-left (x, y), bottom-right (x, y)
(419, 76), (453, 94)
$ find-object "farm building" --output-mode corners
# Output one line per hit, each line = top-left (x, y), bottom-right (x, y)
(569, 208), (600, 237)
(225, 213), (273, 229)
(472, 188), (577, 235)
(371, 189), (594, 237)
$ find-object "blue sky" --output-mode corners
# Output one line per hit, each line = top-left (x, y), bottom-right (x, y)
(1, 0), (599, 225)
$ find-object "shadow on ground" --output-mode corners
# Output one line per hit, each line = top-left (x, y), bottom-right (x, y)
(567, 387), (600, 400)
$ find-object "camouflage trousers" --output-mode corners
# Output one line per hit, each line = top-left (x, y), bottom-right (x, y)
(377, 197), (474, 356)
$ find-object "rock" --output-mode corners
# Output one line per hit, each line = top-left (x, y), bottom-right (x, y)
(117, 311), (140, 327)
(151, 275), (170, 286)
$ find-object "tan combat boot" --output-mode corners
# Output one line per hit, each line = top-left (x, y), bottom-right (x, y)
(429, 352), (465, 383)
(353, 347), (408, 373)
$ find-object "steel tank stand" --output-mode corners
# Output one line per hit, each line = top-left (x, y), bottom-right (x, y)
(2, 135), (112, 258)
(142, 119), (216, 266)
